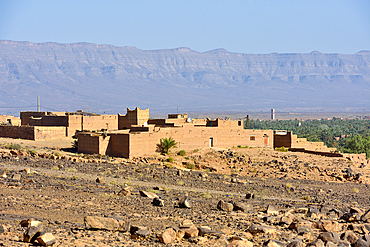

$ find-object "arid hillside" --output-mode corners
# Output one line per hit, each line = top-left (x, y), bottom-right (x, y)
(1, 139), (370, 246)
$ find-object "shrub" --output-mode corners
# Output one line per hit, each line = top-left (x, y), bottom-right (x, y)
(237, 145), (249, 148)
(163, 163), (173, 169)
(167, 157), (174, 163)
(193, 149), (199, 153)
(301, 195), (311, 201)
(199, 192), (212, 199)
(275, 146), (289, 152)
(186, 163), (195, 170)
(352, 188), (359, 193)
(72, 140), (78, 150)
(5, 143), (22, 150)
(27, 149), (37, 156)
(178, 150), (186, 156)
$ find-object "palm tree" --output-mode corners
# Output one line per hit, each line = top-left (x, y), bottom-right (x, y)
(160, 137), (177, 154)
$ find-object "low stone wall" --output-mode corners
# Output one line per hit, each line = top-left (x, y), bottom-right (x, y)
(0, 125), (67, 140)
(0, 125), (35, 140)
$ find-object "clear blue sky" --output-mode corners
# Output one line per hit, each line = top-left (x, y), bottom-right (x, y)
(0, 0), (369, 54)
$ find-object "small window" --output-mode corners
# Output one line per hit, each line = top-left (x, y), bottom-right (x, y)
(238, 121), (241, 126)
(250, 135), (256, 141)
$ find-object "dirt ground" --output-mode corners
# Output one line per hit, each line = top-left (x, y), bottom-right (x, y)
(1, 138), (370, 246)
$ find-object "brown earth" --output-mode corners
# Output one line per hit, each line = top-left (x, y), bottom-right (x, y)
(0, 139), (370, 246)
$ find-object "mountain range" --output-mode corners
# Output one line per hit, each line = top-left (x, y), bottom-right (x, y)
(0, 40), (369, 116)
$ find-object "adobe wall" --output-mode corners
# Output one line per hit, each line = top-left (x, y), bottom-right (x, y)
(0, 115), (21, 126)
(21, 112), (48, 125)
(78, 134), (111, 155)
(127, 127), (274, 157)
(34, 127), (67, 140)
(107, 134), (130, 157)
(67, 115), (83, 136)
(28, 115), (69, 127)
(274, 132), (292, 148)
(0, 125), (35, 140)
(82, 115), (118, 131)
(118, 107), (149, 129)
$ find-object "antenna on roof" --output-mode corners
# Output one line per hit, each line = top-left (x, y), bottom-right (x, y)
(177, 106), (178, 114)
(37, 96), (40, 112)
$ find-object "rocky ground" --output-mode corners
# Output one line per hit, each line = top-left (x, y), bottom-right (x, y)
(1, 141), (370, 246)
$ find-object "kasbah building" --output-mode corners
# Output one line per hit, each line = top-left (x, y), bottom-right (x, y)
(2, 107), (366, 162)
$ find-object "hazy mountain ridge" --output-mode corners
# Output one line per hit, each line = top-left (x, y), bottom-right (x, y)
(0, 40), (369, 115)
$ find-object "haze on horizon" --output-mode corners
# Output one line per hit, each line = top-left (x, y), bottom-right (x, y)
(0, 0), (369, 54)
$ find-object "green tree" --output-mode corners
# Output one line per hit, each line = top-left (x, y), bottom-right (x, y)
(160, 137), (177, 154)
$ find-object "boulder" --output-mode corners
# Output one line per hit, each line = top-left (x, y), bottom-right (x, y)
(318, 231), (340, 244)
(217, 200), (233, 212)
(306, 239), (324, 247)
(36, 232), (56, 246)
(266, 205), (280, 215)
(84, 216), (126, 231)
(117, 187), (131, 196)
(158, 228), (177, 244)
(152, 197), (164, 207)
(139, 190), (158, 199)
(264, 239), (287, 247)
(178, 197), (192, 208)
(341, 231), (358, 245)
(248, 224), (276, 235)
(23, 225), (43, 243)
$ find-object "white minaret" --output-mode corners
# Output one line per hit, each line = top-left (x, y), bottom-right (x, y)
(271, 109), (275, 120)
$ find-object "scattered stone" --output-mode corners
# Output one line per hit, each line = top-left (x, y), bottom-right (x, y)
(0, 225), (7, 233)
(11, 174), (21, 181)
(158, 228), (177, 244)
(36, 232), (56, 246)
(342, 231), (358, 245)
(20, 218), (42, 228)
(178, 196), (192, 208)
(361, 209), (370, 222)
(96, 177), (105, 183)
(266, 205), (279, 215)
(24, 225), (43, 243)
(117, 187), (131, 196)
(183, 227), (199, 238)
(217, 200), (234, 212)
(152, 197), (164, 207)
(287, 240), (303, 247)
(354, 238), (370, 247)
(230, 239), (254, 247)
(233, 201), (251, 212)
(139, 190), (158, 199)
(306, 239), (325, 247)
(248, 224), (276, 235)
(130, 225), (148, 235)
(246, 192), (255, 199)
(198, 227), (225, 238)
(188, 236), (207, 244)
(131, 229), (151, 240)
(0, 171), (6, 178)
(84, 216), (126, 231)
(22, 168), (31, 173)
(318, 231), (340, 244)
(264, 239), (287, 247)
